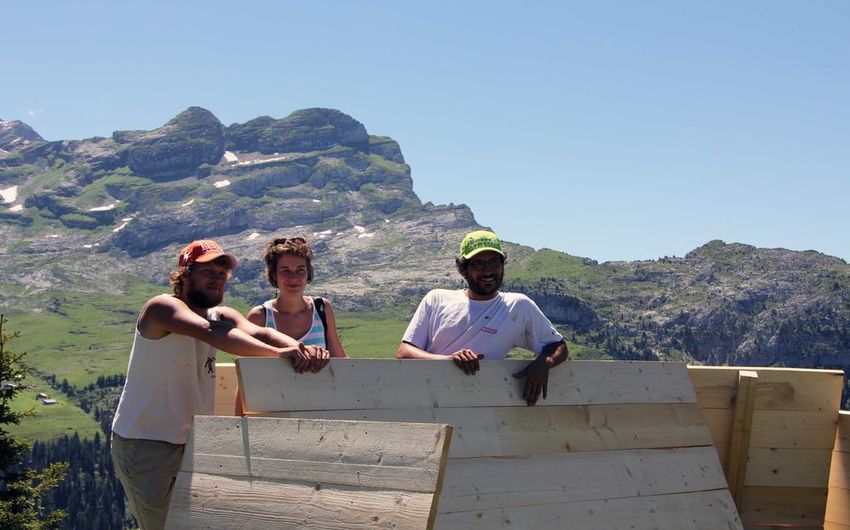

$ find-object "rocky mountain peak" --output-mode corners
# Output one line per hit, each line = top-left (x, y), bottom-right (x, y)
(116, 106), (225, 180)
(225, 108), (369, 154)
(1, 106), (848, 373)
(0, 119), (44, 153)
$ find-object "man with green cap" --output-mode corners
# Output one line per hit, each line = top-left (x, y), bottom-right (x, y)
(396, 230), (569, 405)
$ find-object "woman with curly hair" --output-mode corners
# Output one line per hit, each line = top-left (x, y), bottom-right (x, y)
(235, 237), (348, 414)
(247, 236), (348, 356)
(248, 237), (348, 357)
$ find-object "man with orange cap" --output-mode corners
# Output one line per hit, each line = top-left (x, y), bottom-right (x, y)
(111, 239), (329, 530)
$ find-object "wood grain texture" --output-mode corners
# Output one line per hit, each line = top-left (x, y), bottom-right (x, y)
(238, 359), (698, 412)
(833, 411), (850, 453)
(165, 415), (452, 530)
(749, 409), (839, 449)
(746, 447), (833, 488)
(235, 359), (741, 530)
(728, 371), (758, 503)
(167, 472), (436, 530)
(739, 486), (828, 527)
(688, 366), (843, 412)
(437, 446), (728, 513)
(826, 411), (850, 528)
(435, 490), (742, 530)
(215, 363), (238, 416)
(253, 402), (712, 458)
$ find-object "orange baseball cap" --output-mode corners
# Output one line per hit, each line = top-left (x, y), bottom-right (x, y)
(178, 240), (238, 269)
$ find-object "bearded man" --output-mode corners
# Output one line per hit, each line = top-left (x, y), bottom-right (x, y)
(111, 240), (329, 530)
(396, 230), (569, 406)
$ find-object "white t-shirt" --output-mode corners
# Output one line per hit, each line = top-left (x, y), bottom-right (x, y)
(111, 312), (218, 445)
(402, 289), (564, 359)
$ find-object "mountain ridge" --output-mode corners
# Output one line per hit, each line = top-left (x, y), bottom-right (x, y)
(1, 107), (849, 371)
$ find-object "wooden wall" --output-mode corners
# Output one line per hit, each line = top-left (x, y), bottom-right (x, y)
(689, 366), (843, 529)
(235, 359), (741, 530)
(165, 415), (452, 530)
(218, 361), (846, 529)
(825, 411), (850, 530)
(215, 362), (239, 416)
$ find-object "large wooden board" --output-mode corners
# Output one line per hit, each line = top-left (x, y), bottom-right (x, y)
(258, 402), (713, 457)
(215, 363), (238, 415)
(239, 359), (697, 411)
(689, 365), (843, 529)
(237, 359), (742, 530)
(165, 415), (452, 530)
(689, 366), (843, 412)
(826, 411), (850, 530)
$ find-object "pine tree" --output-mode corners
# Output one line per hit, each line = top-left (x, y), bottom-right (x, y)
(0, 314), (68, 529)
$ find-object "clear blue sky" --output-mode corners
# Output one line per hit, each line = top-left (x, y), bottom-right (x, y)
(2, 1), (848, 263)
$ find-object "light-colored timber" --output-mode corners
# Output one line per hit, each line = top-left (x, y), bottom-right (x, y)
(826, 411), (850, 530)
(728, 370), (758, 503)
(164, 415), (452, 530)
(236, 359), (742, 530)
(214, 363), (239, 415)
(215, 362), (848, 529)
(237, 358), (697, 410)
(689, 365), (844, 529)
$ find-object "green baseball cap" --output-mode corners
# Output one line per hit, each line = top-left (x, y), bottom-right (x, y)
(459, 230), (505, 260)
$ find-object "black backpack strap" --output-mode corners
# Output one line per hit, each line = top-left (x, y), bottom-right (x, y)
(313, 297), (329, 345)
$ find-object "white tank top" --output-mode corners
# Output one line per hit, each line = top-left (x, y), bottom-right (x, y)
(111, 317), (217, 445)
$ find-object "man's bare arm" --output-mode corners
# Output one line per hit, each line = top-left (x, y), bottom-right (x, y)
(219, 306), (331, 372)
(138, 295), (298, 359)
(396, 341), (483, 375)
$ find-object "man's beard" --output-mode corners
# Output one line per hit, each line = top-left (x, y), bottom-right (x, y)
(466, 271), (503, 297)
(186, 285), (224, 308)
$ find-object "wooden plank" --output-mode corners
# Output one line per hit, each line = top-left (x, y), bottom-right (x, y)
(215, 362), (238, 416)
(701, 407), (733, 469)
(689, 365), (844, 412)
(750, 409), (839, 449)
(435, 490), (742, 530)
(700, 407), (734, 460)
(833, 411), (850, 453)
(181, 415), (450, 492)
(728, 370), (758, 503)
(689, 366), (739, 409)
(752, 368), (843, 412)
(167, 472), (436, 530)
(235, 360), (740, 529)
(739, 486), (828, 528)
(829, 450), (850, 490)
(436, 446), (728, 513)
(746, 447), (833, 488)
(828, 412), (850, 526)
(252, 402), (713, 458)
(165, 416), (452, 530)
(238, 358), (698, 412)
(826, 486), (850, 528)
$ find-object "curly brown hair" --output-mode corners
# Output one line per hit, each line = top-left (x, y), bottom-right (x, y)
(263, 237), (314, 287)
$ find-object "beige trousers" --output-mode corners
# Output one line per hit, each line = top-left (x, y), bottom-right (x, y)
(111, 433), (185, 530)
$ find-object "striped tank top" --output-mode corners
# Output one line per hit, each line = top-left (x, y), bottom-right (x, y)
(262, 298), (326, 347)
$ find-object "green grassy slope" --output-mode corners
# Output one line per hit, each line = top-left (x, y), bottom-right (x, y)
(8, 386), (101, 440)
(3, 276), (633, 442)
